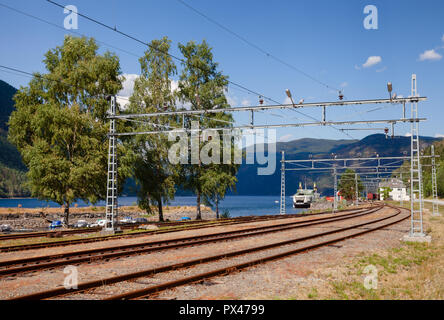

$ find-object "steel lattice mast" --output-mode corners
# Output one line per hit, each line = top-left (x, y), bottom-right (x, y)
(431, 145), (440, 216)
(280, 151), (286, 215)
(410, 74), (424, 236)
(105, 96), (118, 232)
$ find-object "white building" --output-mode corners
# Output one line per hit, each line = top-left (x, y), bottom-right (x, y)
(379, 178), (410, 201)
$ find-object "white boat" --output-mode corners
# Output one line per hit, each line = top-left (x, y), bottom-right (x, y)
(292, 182), (320, 208)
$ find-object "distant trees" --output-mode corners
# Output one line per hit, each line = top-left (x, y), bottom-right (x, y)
(8, 36), (124, 225)
(0, 164), (29, 198)
(416, 140), (444, 198)
(338, 169), (364, 201)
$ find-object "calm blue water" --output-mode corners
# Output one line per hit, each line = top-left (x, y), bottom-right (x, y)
(0, 196), (303, 217)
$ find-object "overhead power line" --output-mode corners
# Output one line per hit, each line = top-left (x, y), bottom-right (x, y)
(46, 0), (356, 139)
(176, 0), (341, 93)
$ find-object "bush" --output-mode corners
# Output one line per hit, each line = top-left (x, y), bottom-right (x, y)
(220, 209), (231, 219)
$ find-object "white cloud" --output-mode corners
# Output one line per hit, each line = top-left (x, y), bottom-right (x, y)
(241, 99), (251, 107)
(118, 73), (138, 98)
(376, 66), (387, 73)
(435, 133), (444, 138)
(442, 34), (444, 42)
(419, 49), (442, 61)
(340, 82), (348, 88)
(279, 134), (294, 142)
(362, 56), (382, 68)
(404, 132), (412, 137)
(226, 94), (237, 106)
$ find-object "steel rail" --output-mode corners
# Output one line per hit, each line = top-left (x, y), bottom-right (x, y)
(0, 219), (214, 241)
(9, 205), (397, 300)
(106, 206), (406, 300)
(0, 206), (367, 252)
(0, 215), (296, 250)
(0, 207), (380, 277)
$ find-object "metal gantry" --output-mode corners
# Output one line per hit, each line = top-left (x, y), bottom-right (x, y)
(105, 75), (430, 234)
(281, 153), (438, 221)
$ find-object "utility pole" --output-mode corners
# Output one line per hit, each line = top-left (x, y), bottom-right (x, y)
(280, 151), (286, 215)
(431, 145), (440, 216)
(355, 172), (359, 206)
(333, 167), (338, 212)
(407, 74), (428, 241)
(105, 96), (118, 233)
(400, 172), (404, 207)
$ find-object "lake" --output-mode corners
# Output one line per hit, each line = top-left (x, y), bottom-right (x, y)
(0, 196), (304, 217)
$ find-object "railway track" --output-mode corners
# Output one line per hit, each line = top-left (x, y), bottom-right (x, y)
(0, 216), (261, 241)
(0, 206), (371, 252)
(0, 206), (380, 277)
(6, 205), (406, 300)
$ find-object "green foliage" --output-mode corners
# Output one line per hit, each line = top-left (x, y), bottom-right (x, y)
(338, 169), (364, 201)
(176, 40), (238, 219)
(392, 139), (444, 198)
(220, 209), (231, 219)
(420, 140), (444, 198)
(381, 187), (392, 200)
(7, 36), (124, 224)
(0, 164), (29, 197)
(127, 37), (178, 221)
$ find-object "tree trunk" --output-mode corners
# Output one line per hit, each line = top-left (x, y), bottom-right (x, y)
(215, 196), (219, 219)
(196, 190), (202, 220)
(157, 198), (164, 222)
(64, 203), (70, 227)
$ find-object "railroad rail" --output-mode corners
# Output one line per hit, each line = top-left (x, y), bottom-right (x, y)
(7, 205), (405, 300)
(0, 205), (372, 252)
(0, 206), (379, 277)
(110, 207), (407, 301)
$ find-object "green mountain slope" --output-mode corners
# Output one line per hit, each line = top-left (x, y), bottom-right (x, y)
(235, 134), (441, 196)
(0, 79), (29, 197)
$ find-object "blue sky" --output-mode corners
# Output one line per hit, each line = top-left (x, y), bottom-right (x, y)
(1, 0), (443, 142)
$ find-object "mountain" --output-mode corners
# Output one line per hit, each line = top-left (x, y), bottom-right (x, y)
(234, 134), (441, 196)
(0, 79), (24, 171)
(0, 79), (16, 135)
(0, 79), (29, 197)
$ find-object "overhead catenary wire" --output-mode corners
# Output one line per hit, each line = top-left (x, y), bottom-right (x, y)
(176, 0), (341, 93)
(45, 0), (358, 140)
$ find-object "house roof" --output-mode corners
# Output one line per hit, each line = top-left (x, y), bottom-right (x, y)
(379, 178), (406, 189)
